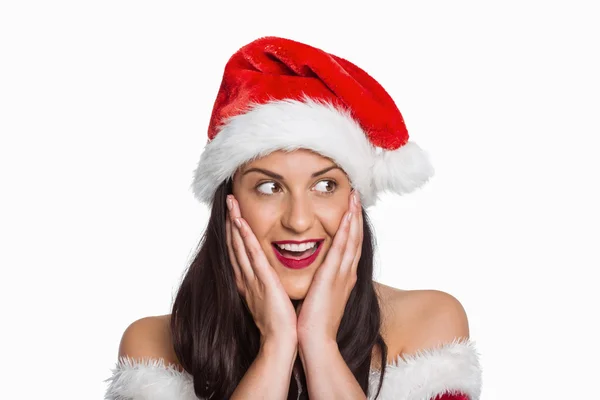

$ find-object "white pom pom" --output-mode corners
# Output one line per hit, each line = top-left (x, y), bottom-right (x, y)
(371, 141), (435, 202)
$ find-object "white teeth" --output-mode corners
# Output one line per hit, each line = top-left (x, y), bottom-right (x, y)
(276, 242), (317, 252)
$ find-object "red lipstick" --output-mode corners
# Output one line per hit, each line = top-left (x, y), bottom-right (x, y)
(272, 239), (323, 270)
(272, 239), (322, 245)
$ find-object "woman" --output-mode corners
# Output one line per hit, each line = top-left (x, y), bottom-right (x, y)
(105, 36), (482, 400)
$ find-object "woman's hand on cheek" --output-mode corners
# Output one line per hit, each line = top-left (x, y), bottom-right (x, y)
(296, 190), (363, 347)
(226, 195), (298, 348)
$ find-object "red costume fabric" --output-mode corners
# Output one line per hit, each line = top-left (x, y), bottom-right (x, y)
(207, 36), (408, 149)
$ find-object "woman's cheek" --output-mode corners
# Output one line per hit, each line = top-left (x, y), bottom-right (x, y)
(242, 200), (278, 235)
(315, 208), (344, 236)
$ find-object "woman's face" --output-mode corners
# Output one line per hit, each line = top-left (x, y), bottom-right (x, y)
(231, 149), (353, 300)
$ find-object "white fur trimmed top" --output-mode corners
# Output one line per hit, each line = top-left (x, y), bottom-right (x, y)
(104, 339), (481, 400)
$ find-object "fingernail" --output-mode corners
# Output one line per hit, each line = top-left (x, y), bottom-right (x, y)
(234, 218), (242, 229)
(353, 192), (359, 206)
(346, 212), (352, 222)
(226, 196), (233, 211)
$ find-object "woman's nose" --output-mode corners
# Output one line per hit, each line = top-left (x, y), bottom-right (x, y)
(280, 197), (314, 233)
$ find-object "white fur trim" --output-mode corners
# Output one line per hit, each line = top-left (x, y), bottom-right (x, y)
(104, 340), (481, 400)
(191, 97), (434, 207)
(104, 357), (198, 400)
(372, 141), (435, 198)
(368, 338), (482, 400)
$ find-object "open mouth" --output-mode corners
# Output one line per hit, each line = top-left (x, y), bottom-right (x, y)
(271, 240), (324, 269)
(272, 240), (323, 259)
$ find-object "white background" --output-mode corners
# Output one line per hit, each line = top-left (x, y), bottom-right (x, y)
(1, 1), (598, 399)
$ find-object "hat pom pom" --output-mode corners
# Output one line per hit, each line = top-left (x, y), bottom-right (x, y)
(371, 141), (435, 201)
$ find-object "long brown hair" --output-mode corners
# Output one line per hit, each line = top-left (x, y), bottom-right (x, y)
(171, 178), (388, 399)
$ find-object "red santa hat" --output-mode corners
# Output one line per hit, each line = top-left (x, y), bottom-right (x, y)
(191, 36), (434, 207)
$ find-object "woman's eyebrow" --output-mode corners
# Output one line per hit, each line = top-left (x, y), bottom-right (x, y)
(242, 168), (283, 180)
(242, 165), (341, 180)
(310, 165), (341, 177)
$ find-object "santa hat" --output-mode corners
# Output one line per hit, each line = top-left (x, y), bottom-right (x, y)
(191, 36), (434, 207)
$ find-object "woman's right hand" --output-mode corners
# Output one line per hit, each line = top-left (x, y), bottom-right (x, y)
(226, 194), (298, 347)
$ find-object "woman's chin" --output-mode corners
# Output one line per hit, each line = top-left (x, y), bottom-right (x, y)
(282, 280), (311, 301)
(285, 286), (308, 300)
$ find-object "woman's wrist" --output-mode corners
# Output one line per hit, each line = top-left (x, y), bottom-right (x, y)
(260, 334), (298, 357)
(259, 336), (298, 386)
(230, 334), (298, 399)
(260, 326), (297, 346)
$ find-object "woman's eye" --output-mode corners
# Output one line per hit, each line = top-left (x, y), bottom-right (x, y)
(257, 182), (280, 195)
(314, 180), (336, 193)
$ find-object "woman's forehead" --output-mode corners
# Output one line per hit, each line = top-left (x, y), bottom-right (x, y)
(236, 149), (349, 180)
(244, 149), (338, 170)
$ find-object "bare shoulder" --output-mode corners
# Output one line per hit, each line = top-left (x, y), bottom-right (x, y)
(117, 314), (182, 371)
(374, 283), (470, 362)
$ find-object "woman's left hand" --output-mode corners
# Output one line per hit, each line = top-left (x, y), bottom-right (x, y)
(296, 190), (363, 346)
